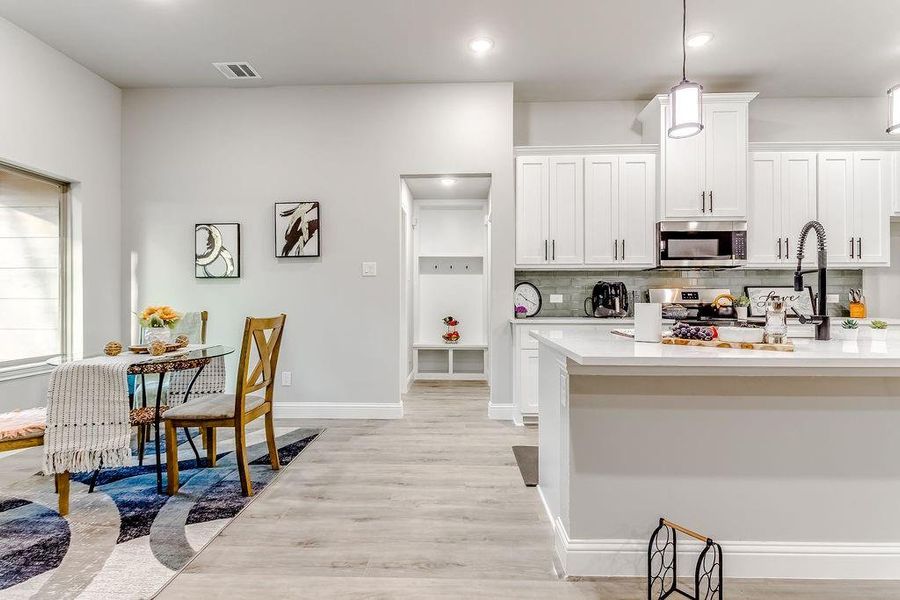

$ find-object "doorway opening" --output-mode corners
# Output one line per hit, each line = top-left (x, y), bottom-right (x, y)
(400, 175), (492, 393)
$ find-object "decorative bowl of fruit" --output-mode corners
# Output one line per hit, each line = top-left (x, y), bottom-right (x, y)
(442, 316), (460, 344)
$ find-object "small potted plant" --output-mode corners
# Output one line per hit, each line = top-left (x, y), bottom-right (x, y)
(841, 318), (859, 341)
(869, 319), (888, 341)
(138, 305), (181, 344)
(734, 295), (751, 321)
(514, 305), (528, 319)
(442, 316), (460, 344)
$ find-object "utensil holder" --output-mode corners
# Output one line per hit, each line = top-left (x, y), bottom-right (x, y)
(648, 517), (723, 600)
(849, 302), (867, 319)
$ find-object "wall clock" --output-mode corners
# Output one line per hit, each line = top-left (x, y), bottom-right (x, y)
(514, 282), (542, 317)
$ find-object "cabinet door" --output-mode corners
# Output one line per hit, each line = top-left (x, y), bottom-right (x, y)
(515, 156), (550, 264)
(618, 154), (657, 267)
(747, 153), (782, 266)
(519, 348), (540, 416)
(893, 152), (900, 217)
(781, 153), (818, 266)
(583, 155), (618, 265)
(704, 102), (748, 218)
(854, 152), (891, 266)
(817, 153), (855, 265)
(662, 105), (706, 219)
(548, 156), (584, 264)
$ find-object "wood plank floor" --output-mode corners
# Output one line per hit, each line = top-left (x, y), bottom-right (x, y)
(158, 382), (900, 599)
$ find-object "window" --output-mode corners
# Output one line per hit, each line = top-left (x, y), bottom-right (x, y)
(0, 164), (68, 373)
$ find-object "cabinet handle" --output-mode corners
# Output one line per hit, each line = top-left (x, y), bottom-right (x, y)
(857, 237), (862, 259)
(709, 190), (713, 212)
(785, 237), (789, 259)
(777, 237), (782, 259)
(701, 191), (706, 213)
(544, 239), (548, 261)
(552, 239), (556, 261)
(614, 239), (618, 260)
(621, 239), (625, 261)
(850, 238), (854, 259)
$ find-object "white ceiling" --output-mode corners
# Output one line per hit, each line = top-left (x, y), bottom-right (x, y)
(404, 176), (491, 201)
(0, 0), (898, 100)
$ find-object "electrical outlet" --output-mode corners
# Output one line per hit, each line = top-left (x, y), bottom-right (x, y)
(550, 294), (564, 304)
(281, 371), (292, 386)
(362, 262), (377, 277)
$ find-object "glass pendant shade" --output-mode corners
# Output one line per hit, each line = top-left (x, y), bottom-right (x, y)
(668, 80), (704, 139)
(888, 85), (900, 135)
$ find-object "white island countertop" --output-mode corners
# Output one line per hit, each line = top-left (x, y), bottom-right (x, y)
(530, 328), (900, 370)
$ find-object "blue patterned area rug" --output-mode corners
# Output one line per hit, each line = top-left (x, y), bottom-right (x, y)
(0, 426), (320, 599)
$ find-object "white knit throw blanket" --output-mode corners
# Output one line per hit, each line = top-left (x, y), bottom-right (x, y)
(43, 357), (135, 475)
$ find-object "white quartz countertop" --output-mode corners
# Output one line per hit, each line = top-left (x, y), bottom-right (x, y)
(530, 328), (900, 369)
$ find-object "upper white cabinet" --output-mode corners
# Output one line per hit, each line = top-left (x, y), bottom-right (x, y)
(817, 151), (891, 267)
(548, 156), (584, 264)
(747, 152), (817, 268)
(515, 156), (550, 264)
(639, 92), (756, 221)
(516, 152), (656, 269)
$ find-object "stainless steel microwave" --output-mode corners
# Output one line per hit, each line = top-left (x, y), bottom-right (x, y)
(657, 221), (747, 268)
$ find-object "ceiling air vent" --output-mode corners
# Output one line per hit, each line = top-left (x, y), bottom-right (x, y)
(213, 62), (261, 80)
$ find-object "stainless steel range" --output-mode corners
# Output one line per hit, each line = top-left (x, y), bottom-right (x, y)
(649, 287), (737, 322)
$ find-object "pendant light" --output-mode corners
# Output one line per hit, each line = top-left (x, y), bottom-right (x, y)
(668, 0), (704, 139)
(887, 85), (900, 134)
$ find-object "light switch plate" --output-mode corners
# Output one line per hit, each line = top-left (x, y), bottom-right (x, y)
(362, 262), (377, 277)
(281, 371), (292, 386)
(826, 294), (840, 303)
(550, 294), (564, 304)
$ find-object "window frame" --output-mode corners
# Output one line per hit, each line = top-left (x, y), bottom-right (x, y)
(0, 162), (70, 381)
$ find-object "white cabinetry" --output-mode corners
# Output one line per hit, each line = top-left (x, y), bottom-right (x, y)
(817, 152), (890, 267)
(516, 151), (656, 269)
(639, 92), (756, 220)
(748, 152), (817, 267)
(548, 156), (584, 264)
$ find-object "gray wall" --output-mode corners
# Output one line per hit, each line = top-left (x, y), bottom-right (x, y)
(123, 83), (515, 415)
(516, 269), (862, 317)
(514, 97), (894, 146)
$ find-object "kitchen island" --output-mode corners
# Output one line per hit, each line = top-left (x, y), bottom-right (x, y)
(534, 328), (900, 580)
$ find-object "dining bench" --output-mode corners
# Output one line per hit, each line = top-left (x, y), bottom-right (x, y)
(0, 407), (70, 516)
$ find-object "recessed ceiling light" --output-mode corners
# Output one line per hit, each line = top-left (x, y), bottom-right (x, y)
(468, 38), (494, 54)
(686, 32), (714, 48)
(440, 178), (457, 186)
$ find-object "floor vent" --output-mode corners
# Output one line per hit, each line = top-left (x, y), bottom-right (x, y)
(213, 62), (261, 80)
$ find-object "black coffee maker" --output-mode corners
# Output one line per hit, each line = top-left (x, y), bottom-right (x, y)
(584, 281), (629, 318)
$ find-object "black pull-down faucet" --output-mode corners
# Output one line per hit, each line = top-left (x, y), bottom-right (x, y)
(793, 220), (831, 340)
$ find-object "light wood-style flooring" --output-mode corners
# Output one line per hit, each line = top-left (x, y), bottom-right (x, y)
(158, 382), (900, 599)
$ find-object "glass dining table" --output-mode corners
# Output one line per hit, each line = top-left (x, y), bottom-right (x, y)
(50, 345), (235, 493)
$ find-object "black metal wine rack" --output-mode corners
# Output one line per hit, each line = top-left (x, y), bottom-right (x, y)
(648, 517), (723, 600)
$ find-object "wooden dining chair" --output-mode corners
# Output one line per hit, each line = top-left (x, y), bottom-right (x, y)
(163, 314), (286, 496)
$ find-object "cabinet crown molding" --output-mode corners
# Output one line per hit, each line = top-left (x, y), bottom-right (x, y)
(638, 91), (759, 125)
(749, 141), (900, 152)
(514, 144), (658, 156)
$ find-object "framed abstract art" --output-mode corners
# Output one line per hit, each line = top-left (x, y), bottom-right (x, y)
(275, 201), (320, 257)
(195, 223), (240, 278)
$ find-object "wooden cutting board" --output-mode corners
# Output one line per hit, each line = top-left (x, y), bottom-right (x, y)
(661, 337), (794, 352)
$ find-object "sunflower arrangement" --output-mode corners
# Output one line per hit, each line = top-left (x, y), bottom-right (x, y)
(138, 305), (181, 329)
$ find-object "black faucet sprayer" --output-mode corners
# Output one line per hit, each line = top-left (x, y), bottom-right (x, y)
(793, 220), (831, 340)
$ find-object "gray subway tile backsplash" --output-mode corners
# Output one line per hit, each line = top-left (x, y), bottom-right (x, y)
(515, 269), (862, 317)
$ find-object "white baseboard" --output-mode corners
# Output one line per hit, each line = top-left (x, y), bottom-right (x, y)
(487, 402), (514, 421)
(553, 518), (900, 579)
(275, 401), (403, 420)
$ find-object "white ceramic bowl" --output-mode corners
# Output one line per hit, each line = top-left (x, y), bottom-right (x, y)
(716, 326), (765, 344)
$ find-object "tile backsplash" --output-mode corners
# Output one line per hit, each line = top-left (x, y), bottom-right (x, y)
(515, 269), (863, 317)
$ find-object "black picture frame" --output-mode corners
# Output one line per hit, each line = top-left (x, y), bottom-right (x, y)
(195, 223), (241, 278)
(275, 201), (320, 258)
(744, 285), (815, 318)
